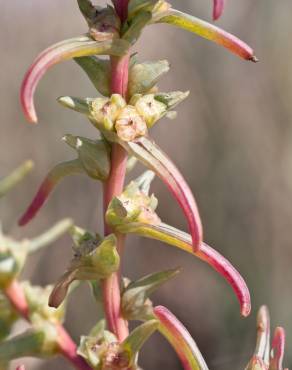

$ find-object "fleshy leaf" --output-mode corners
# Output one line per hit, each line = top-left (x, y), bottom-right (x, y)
(121, 320), (159, 365)
(77, 0), (95, 22)
(154, 306), (209, 370)
(74, 56), (111, 96)
(122, 268), (180, 320)
(116, 222), (251, 317)
(0, 331), (45, 362)
(21, 36), (129, 123)
(128, 59), (170, 97)
(62, 135), (111, 180)
(128, 0), (158, 18)
(120, 136), (203, 251)
(0, 160), (34, 198)
(270, 327), (286, 370)
(212, 0), (225, 20)
(18, 160), (84, 226)
(154, 9), (257, 61)
(58, 96), (93, 115)
(122, 11), (152, 45)
(28, 218), (74, 253)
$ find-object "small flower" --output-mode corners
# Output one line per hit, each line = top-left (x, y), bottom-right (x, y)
(115, 106), (148, 141)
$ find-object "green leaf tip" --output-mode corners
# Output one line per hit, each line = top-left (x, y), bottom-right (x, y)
(122, 268), (181, 320)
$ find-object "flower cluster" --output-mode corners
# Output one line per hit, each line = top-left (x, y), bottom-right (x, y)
(0, 1), (288, 370)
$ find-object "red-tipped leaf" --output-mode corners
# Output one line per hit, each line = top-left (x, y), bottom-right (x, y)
(116, 222), (251, 317)
(20, 36), (129, 123)
(155, 9), (257, 62)
(270, 327), (286, 370)
(121, 136), (203, 251)
(213, 0), (225, 20)
(19, 160), (83, 226)
(154, 306), (209, 370)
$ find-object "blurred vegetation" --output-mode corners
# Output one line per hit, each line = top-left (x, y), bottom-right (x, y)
(1, 1), (291, 369)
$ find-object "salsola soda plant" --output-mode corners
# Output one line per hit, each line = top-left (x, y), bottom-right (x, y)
(0, 0), (288, 369)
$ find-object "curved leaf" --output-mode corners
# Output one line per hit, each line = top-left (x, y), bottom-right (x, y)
(120, 136), (203, 251)
(154, 9), (257, 61)
(212, 0), (225, 20)
(270, 327), (286, 370)
(0, 160), (34, 198)
(18, 160), (84, 226)
(154, 306), (209, 370)
(20, 36), (129, 123)
(116, 222), (251, 317)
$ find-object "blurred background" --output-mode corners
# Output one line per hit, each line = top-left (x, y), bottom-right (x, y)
(1, 0), (292, 369)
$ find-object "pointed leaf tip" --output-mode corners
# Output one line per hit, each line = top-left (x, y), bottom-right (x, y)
(18, 160), (83, 226)
(122, 136), (203, 251)
(155, 9), (256, 62)
(213, 0), (225, 20)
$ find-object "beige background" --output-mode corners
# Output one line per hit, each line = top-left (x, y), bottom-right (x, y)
(1, 0), (292, 369)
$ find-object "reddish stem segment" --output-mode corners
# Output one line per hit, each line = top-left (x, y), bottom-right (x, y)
(101, 0), (130, 342)
(4, 280), (91, 370)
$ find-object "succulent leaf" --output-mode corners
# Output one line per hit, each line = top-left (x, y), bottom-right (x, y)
(270, 328), (286, 370)
(63, 135), (111, 180)
(116, 222), (251, 317)
(18, 160), (84, 226)
(0, 160), (34, 198)
(121, 320), (159, 365)
(122, 11), (152, 45)
(120, 136), (203, 251)
(154, 9), (257, 61)
(154, 306), (209, 370)
(74, 56), (111, 96)
(212, 0), (225, 20)
(128, 59), (170, 97)
(20, 36), (129, 123)
(122, 268), (180, 320)
(28, 218), (74, 253)
(0, 331), (46, 362)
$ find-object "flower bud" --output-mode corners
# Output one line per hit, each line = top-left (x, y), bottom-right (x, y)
(115, 106), (147, 142)
(133, 94), (167, 127)
(106, 172), (160, 227)
(90, 94), (126, 131)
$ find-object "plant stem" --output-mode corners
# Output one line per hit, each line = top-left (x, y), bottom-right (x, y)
(4, 280), (91, 370)
(101, 88), (129, 343)
(101, 0), (130, 342)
